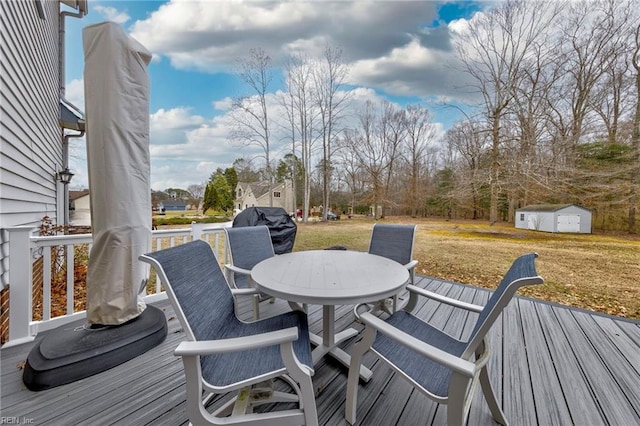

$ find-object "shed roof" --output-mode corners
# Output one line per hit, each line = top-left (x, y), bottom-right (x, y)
(517, 203), (590, 212)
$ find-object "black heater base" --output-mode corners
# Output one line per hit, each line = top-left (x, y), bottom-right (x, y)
(23, 305), (168, 391)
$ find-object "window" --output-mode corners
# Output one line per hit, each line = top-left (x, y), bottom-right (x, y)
(520, 213), (525, 221)
(238, 188), (242, 197)
(274, 191), (281, 198)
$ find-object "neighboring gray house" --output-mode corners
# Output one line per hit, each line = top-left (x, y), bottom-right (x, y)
(0, 0), (87, 289)
(69, 189), (91, 226)
(515, 204), (592, 234)
(70, 189), (90, 211)
(235, 180), (295, 214)
(160, 200), (187, 211)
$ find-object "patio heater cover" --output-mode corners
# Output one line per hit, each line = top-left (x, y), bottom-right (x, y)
(83, 22), (152, 325)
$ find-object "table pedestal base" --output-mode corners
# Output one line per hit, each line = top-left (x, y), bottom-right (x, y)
(308, 306), (372, 382)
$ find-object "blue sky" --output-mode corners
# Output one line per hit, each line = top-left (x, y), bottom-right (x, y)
(63, 1), (484, 191)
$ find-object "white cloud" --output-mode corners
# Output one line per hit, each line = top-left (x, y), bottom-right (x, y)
(128, 0), (455, 100)
(213, 97), (233, 111)
(348, 37), (464, 97)
(65, 78), (85, 111)
(448, 17), (472, 35)
(94, 5), (130, 24)
(150, 107), (206, 145)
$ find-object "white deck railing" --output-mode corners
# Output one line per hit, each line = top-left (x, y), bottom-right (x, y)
(4, 222), (232, 347)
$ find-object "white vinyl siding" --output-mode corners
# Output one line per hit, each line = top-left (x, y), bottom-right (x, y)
(1, 0), (62, 288)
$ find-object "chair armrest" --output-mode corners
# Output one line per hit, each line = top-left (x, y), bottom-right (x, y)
(225, 264), (251, 276)
(230, 288), (261, 297)
(359, 312), (475, 378)
(175, 327), (299, 356)
(404, 260), (418, 270)
(406, 285), (484, 313)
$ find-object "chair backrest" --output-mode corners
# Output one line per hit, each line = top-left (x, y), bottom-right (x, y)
(368, 224), (417, 265)
(225, 225), (275, 271)
(139, 240), (237, 343)
(463, 252), (543, 358)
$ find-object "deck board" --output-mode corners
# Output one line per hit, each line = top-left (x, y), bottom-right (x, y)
(2, 274), (640, 426)
(502, 299), (538, 425)
(519, 298), (572, 425)
(534, 301), (603, 425)
(554, 307), (640, 424)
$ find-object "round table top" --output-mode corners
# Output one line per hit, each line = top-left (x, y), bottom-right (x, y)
(251, 250), (409, 305)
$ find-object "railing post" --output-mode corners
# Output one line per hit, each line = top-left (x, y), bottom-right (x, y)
(190, 222), (206, 241)
(6, 226), (37, 345)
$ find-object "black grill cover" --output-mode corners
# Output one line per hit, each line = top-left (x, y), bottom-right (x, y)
(232, 207), (297, 254)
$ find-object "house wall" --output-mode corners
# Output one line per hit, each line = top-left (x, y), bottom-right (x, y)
(0, 0), (63, 289)
(235, 184), (257, 211)
(163, 205), (186, 211)
(74, 194), (91, 210)
(254, 181), (294, 213)
(239, 190), (258, 210)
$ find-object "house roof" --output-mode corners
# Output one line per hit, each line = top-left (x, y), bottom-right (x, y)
(237, 181), (271, 198)
(69, 189), (90, 201)
(59, 102), (86, 132)
(517, 203), (590, 212)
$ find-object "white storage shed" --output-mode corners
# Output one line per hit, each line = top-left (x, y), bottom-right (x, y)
(515, 204), (592, 234)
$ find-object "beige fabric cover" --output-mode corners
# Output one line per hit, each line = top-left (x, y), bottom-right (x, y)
(83, 22), (152, 325)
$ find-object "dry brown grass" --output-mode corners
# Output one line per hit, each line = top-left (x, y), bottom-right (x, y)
(293, 216), (640, 320)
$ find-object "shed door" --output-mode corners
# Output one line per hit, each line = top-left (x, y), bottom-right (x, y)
(557, 214), (580, 233)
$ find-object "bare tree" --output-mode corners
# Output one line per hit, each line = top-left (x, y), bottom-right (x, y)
(229, 48), (274, 206)
(551, 0), (626, 163)
(313, 44), (350, 220)
(343, 101), (398, 219)
(280, 78), (300, 216)
(629, 17), (640, 232)
(590, 50), (633, 145)
(402, 104), (437, 217)
(335, 137), (366, 215)
(456, 0), (558, 223)
(187, 183), (204, 201)
(284, 53), (318, 222)
(507, 21), (562, 215)
(380, 102), (406, 215)
(446, 120), (489, 219)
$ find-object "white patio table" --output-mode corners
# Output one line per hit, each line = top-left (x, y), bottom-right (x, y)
(251, 250), (409, 381)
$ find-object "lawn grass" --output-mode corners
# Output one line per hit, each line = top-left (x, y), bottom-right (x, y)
(292, 216), (640, 320)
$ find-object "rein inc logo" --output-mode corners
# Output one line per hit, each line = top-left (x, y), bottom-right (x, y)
(0, 418), (34, 424)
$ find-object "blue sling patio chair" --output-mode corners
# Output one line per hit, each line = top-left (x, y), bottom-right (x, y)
(139, 240), (318, 426)
(224, 225), (278, 320)
(368, 223), (418, 312)
(345, 252), (543, 426)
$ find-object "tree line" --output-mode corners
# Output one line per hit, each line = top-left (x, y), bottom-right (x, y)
(223, 0), (639, 231)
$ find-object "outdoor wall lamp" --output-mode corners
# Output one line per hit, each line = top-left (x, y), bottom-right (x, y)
(57, 167), (74, 185)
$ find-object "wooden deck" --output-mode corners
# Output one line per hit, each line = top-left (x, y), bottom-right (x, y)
(2, 274), (640, 425)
